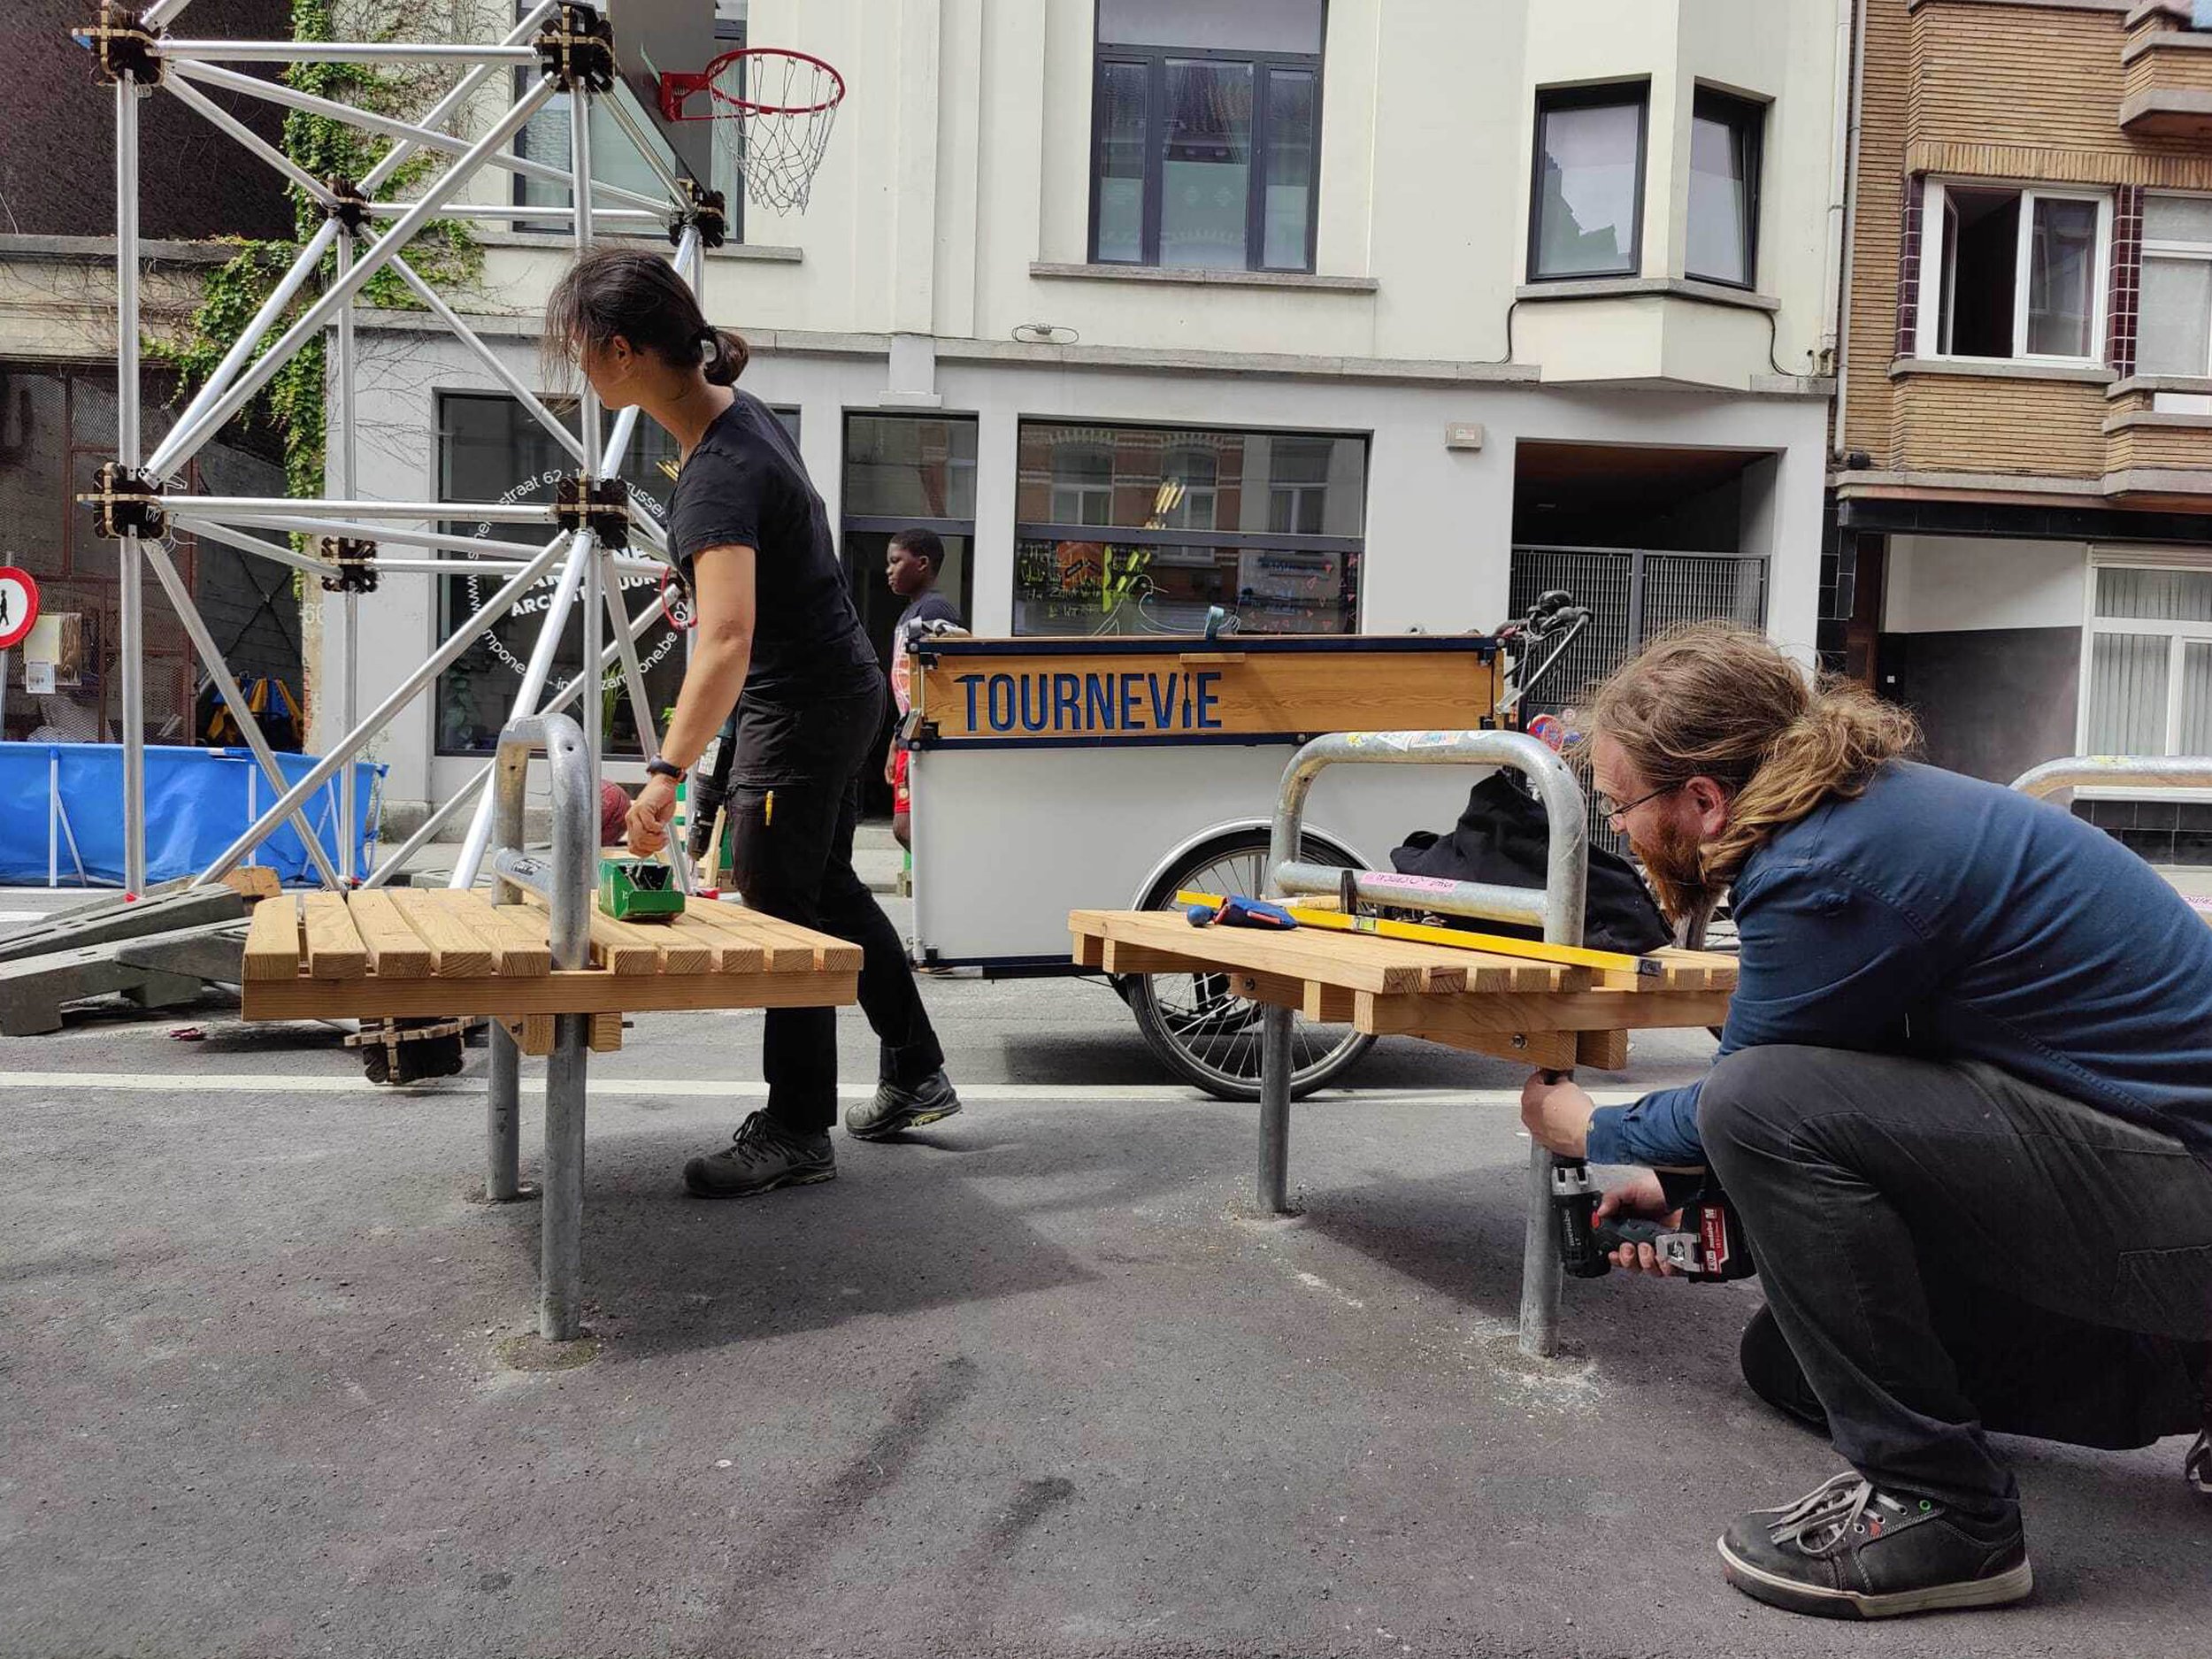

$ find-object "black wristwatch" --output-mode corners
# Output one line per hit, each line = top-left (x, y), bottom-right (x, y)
(644, 756), (686, 781)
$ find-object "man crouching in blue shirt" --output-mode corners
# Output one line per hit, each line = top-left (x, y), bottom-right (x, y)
(1518, 622), (2212, 1621)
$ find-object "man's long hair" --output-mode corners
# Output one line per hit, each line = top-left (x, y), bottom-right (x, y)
(1584, 623), (1920, 909)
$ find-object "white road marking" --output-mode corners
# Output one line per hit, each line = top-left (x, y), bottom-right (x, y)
(0, 1071), (1647, 1107)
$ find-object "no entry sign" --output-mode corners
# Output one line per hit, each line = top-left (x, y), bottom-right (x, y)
(0, 566), (38, 652)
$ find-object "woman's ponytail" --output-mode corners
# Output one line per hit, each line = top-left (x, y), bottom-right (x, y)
(702, 327), (749, 387)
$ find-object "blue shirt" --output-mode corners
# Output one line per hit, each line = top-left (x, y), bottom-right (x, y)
(1586, 761), (2212, 1169)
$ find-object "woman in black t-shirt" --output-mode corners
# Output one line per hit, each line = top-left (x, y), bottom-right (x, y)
(544, 248), (959, 1197)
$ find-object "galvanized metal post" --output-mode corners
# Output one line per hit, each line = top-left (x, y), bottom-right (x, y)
(334, 231), (359, 885)
(490, 713), (594, 1340)
(487, 1024), (522, 1201)
(572, 69), (603, 796)
(116, 76), (146, 896)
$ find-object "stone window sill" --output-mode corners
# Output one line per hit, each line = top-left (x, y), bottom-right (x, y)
(2102, 408), (2212, 432)
(1029, 261), (1378, 294)
(1889, 357), (2117, 385)
(474, 228), (803, 263)
(2110, 373), (2212, 398)
(1514, 275), (1780, 312)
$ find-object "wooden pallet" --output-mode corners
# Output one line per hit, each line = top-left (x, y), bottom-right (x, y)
(1069, 908), (1736, 1072)
(241, 889), (861, 1021)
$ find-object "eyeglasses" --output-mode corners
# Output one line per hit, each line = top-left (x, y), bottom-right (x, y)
(1595, 783), (1679, 826)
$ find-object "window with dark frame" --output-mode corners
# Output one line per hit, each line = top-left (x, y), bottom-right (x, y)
(1528, 82), (1647, 281)
(1087, 0), (1325, 273)
(1686, 88), (1763, 288)
(1013, 419), (1365, 638)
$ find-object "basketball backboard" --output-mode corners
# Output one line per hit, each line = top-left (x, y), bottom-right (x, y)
(603, 0), (720, 185)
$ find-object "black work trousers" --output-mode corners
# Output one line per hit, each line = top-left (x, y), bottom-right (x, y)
(727, 680), (945, 1133)
(1698, 1045), (2212, 1510)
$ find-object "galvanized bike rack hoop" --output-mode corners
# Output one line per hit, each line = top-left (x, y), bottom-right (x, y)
(1260, 728), (1591, 1360)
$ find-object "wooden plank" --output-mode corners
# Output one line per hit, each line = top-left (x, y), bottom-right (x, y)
(1423, 1026), (1578, 1070)
(241, 895), (303, 981)
(243, 965), (860, 1021)
(509, 1011), (626, 1055)
(385, 890), (494, 978)
(1354, 987), (1734, 1040)
(299, 892), (366, 979)
(1072, 929), (1104, 970)
(684, 902), (816, 972)
(690, 901), (861, 972)
(584, 909), (673, 975)
(1075, 910), (1430, 995)
(1576, 1028), (1632, 1071)
(473, 902), (554, 975)
(219, 866), (283, 904)
(664, 911), (765, 973)
(1298, 980), (1360, 1024)
(344, 889), (433, 979)
(1099, 938), (1222, 977)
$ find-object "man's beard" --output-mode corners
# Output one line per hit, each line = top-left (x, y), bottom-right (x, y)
(1629, 816), (1712, 927)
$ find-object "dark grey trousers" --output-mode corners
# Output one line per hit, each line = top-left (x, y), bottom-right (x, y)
(1699, 1045), (2212, 1509)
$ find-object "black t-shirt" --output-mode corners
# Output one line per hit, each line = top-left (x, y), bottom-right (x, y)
(895, 589), (964, 648)
(670, 392), (879, 703)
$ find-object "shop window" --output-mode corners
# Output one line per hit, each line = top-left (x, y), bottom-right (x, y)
(2081, 563), (2212, 757)
(2139, 194), (2212, 377)
(1686, 88), (1763, 288)
(1014, 420), (1363, 637)
(1088, 0), (1325, 273)
(1920, 181), (2108, 362)
(1528, 82), (1647, 280)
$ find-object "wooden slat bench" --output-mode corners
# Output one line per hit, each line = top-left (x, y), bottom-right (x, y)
(1071, 908), (1735, 1074)
(241, 886), (861, 1344)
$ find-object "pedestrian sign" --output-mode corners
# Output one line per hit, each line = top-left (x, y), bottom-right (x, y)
(0, 566), (38, 652)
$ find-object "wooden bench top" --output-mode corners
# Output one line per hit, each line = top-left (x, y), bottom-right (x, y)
(1070, 907), (1737, 1074)
(241, 889), (861, 1020)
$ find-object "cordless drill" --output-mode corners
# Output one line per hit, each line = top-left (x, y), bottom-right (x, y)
(687, 712), (738, 867)
(1539, 1070), (1755, 1283)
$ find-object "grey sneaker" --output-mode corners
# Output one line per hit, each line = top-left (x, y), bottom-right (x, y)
(842, 1069), (962, 1141)
(683, 1110), (835, 1198)
(1717, 1471), (2031, 1620)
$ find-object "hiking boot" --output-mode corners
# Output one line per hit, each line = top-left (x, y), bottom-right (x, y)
(2188, 1430), (2209, 1497)
(842, 1069), (962, 1141)
(683, 1110), (835, 1198)
(1717, 1471), (2032, 1619)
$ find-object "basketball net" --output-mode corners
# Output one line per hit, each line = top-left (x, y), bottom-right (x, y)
(667, 48), (845, 215)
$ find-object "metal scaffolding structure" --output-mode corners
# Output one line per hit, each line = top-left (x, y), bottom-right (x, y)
(75, 0), (729, 897)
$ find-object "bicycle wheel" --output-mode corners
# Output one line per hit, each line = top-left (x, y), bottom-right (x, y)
(1122, 828), (1375, 1102)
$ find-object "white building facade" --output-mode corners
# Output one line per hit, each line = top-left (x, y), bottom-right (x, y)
(338, 0), (1846, 826)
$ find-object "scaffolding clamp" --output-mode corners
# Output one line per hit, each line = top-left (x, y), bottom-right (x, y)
(535, 4), (617, 94)
(553, 475), (631, 550)
(81, 463), (166, 540)
(323, 174), (373, 235)
(79, 3), (164, 87)
(670, 182), (727, 250)
(319, 537), (380, 595)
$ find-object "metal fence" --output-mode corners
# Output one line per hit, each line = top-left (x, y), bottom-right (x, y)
(1509, 544), (1770, 851)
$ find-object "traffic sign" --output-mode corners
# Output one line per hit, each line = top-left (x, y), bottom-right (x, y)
(0, 566), (37, 652)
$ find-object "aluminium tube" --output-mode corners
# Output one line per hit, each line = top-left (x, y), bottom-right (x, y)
(158, 40), (541, 64)
(335, 231), (359, 884)
(449, 531), (594, 889)
(1259, 729), (1590, 1361)
(364, 593), (662, 889)
(194, 530), (576, 882)
(173, 60), (668, 214)
(573, 76), (604, 795)
(170, 517), (340, 578)
(117, 76), (146, 896)
(145, 77), (559, 480)
(142, 540), (344, 890)
(386, 256), (586, 465)
(357, 0), (559, 196)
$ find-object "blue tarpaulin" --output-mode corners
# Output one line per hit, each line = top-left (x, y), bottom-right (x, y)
(0, 742), (383, 888)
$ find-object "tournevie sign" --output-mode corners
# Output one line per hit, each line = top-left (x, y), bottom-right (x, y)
(910, 636), (1502, 747)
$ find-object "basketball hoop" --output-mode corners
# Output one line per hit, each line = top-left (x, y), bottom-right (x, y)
(660, 47), (845, 214)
